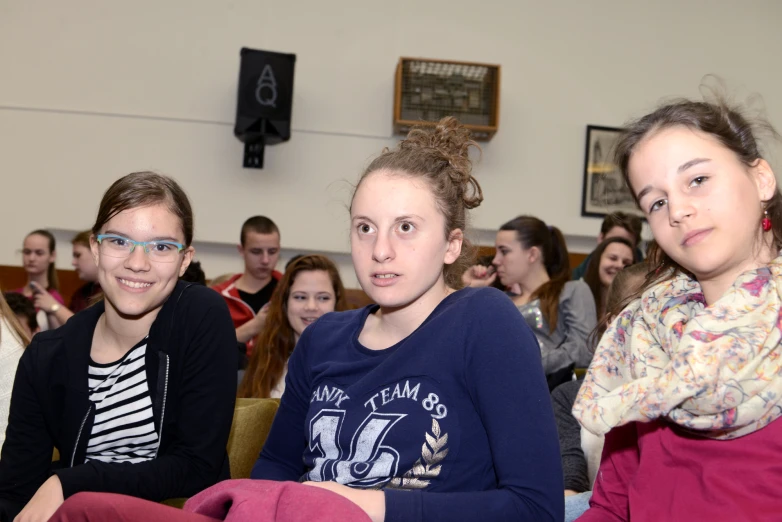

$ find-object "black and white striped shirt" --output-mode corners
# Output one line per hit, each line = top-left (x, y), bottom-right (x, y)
(86, 340), (160, 463)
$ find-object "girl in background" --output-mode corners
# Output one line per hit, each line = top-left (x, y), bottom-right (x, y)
(582, 237), (634, 318)
(69, 230), (102, 313)
(12, 230), (64, 331)
(238, 254), (348, 399)
(32, 230), (103, 328)
(467, 216), (598, 387)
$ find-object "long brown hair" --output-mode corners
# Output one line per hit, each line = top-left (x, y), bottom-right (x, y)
(351, 117), (484, 289)
(583, 237), (635, 317)
(588, 261), (650, 350)
(614, 96), (782, 304)
(0, 289), (31, 347)
(26, 230), (59, 292)
(499, 216), (570, 332)
(238, 255), (348, 398)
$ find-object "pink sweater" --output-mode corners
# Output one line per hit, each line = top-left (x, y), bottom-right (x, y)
(578, 418), (782, 521)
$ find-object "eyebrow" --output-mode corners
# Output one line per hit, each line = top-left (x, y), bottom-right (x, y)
(104, 230), (180, 242)
(395, 214), (424, 222)
(635, 157), (712, 202)
(351, 214), (425, 222)
(678, 157), (711, 173)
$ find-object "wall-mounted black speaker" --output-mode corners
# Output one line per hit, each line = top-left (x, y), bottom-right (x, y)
(234, 48), (296, 168)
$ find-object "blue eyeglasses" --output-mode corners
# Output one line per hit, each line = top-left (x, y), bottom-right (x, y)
(96, 234), (185, 263)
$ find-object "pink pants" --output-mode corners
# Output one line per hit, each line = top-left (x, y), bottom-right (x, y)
(49, 480), (372, 522)
(49, 492), (218, 522)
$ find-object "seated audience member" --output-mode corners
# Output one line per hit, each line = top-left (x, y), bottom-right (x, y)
(465, 215), (597, 388)
(50, 118), (563, 522)
(211, 216), (282, 351)
(238, 255), (347, 399)
(3, 291), (39, 339)
(581, 237), (634, 317)
(181, 260), (207, 285)
(575, 97), (782, 520)
(11, 229), (65, 331)
(69, 230), (102, 313)
(0, 291), (29, 453)
(30, 230), (103, 329)
(571, 212), (643, 280)
(553, 263), (647, 522)
(0, 171), (237, 522)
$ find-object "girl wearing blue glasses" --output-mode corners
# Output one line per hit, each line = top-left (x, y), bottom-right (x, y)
(0, 171), (237, 522)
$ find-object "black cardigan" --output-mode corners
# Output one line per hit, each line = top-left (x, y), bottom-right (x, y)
(0, 281), (237, 521)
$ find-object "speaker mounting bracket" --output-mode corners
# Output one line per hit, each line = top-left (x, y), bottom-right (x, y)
(243, 139), (266, 169)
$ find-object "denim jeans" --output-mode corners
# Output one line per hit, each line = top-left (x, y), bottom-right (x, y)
(565, 491), (592, 522)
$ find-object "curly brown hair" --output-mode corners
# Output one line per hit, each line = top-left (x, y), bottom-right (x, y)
(351, 117), (484, 289)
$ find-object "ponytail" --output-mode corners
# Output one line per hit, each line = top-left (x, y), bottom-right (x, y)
(47, 262), (59, 292)
(27, 230), (59, 291)
(532, 225), (570, 333)
(499, 216), (571, 332)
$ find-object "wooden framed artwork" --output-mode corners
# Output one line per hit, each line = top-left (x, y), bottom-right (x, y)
(394, 57), (500, 141)
(580, 125), (643, 219)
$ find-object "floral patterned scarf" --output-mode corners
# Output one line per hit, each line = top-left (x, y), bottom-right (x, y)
(573, 258), (782, 440)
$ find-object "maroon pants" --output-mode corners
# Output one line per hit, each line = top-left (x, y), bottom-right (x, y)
(49, 493), (217, 522)
(49, 480), (372, 522)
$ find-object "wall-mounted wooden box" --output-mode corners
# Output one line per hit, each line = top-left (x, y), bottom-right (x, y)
(394, 57), (500, 141)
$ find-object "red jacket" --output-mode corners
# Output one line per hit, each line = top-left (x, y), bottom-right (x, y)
(210, 272), (282, 350)
(578, 418), (782, 521)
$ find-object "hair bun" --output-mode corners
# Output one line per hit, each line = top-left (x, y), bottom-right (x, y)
(400, 116), (484, 209)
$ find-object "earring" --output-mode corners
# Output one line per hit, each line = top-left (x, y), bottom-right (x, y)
(762, 209), (772, 232)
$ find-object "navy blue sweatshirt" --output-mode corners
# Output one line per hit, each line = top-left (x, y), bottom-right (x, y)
(252, 287), (563, 522)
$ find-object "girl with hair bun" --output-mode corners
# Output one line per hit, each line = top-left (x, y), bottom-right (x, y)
(574, 95), (782, 520)
(54, 118), (563, 522)
(250, 116), (563, 521)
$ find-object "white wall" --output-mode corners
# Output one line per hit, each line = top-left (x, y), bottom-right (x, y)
(2, 0), (781, 288)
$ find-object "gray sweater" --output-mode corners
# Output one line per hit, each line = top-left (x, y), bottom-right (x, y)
(516, 280), (597, 375)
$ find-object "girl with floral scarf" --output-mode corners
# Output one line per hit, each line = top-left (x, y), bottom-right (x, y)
(573, 97), (782, 521)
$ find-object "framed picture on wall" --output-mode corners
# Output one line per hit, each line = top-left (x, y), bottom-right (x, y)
(580, 125), (644, 219)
